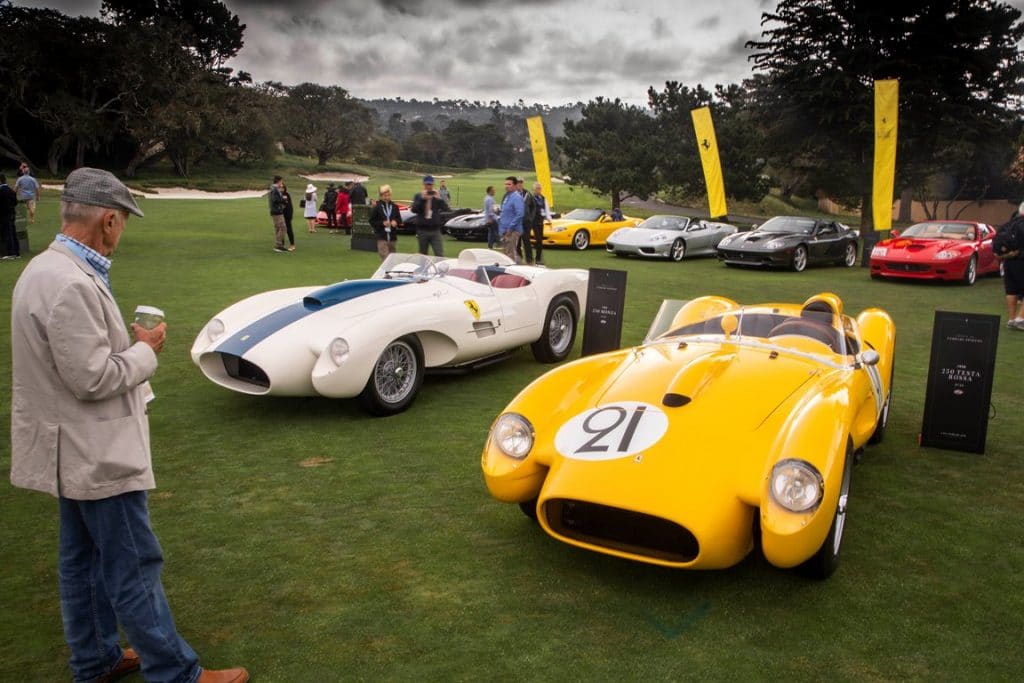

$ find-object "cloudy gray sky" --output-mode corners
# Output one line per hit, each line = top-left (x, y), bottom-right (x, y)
(19, 0), (777, 104)
(19, 0), (1024, 105)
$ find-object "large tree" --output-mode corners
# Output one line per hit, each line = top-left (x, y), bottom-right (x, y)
(283, 83), (374, 166)
(101, 0), (244, 67)
(558, 98), (659, 209)
(747, 0), (1024, 230)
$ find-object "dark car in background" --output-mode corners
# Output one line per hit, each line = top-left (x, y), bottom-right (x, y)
(716, 216), (859, 272)
(398, 206), (475, 236)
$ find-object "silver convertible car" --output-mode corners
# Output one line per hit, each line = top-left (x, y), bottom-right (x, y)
(605, 215), (737, 261)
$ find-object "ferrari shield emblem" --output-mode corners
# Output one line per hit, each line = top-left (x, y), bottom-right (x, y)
(464, 299), (481, 320)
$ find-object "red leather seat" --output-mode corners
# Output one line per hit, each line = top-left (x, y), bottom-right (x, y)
(490, 274), (529, 288)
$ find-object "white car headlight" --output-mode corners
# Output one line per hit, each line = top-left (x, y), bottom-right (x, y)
(770, 459), (823, 512)
(492, 413), (534, 459)
(206, 318), (225, 344)
(935, 250), (958, 260)
(766, 239), (785, 249)
(329, 337), (350, 365)
(872, 246), (888, 257)
(652, 233), (668, 242)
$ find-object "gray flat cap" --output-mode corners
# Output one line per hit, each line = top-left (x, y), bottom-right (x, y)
(62, 167), (144, 217)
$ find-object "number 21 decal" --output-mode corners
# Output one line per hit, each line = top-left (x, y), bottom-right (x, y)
(555, 402), (669, 461)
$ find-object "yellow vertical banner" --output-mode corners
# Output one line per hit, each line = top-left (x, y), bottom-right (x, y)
(690, 107), (728, 218)
(873, 79), (899, 231)
(526, 116), (554, 209)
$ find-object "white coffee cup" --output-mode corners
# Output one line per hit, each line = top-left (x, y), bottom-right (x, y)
(134, 305), (165, 330)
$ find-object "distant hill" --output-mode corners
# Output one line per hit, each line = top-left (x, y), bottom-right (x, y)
(359, 98), (584, 137)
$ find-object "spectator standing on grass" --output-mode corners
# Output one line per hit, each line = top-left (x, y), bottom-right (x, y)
(411, 174), (450, 256)
(281, 181), (296, 251)
(0, 173), (18, 260)
(996, 201), (1024, 330)
(498, 175), (524, 264)
(322, 183), (338, 231)
(268, 175), (289, 253)
(304, 183), (318, 233)
(15, 164), (40, 224)
(438, 179), (451, 203)
(530, 181), (551, 266)
(369, 184), (403, 260)
(334, 183), (351, 235)
(9, 167), (249, 683)
(516, 177), (538, 264)
(349, 179), (368, 206)
(483, 185), (498, 249)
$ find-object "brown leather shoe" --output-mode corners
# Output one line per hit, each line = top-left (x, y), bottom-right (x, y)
(197, 667), (250, 683)
(98, 648), (141, 682)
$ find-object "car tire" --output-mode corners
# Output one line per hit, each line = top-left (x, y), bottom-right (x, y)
(670, 238), (686, 262)
(519, 498), (539, 520)
(531, 295), (578, 363)
(572, 229), (590, 250)
(358, 335), (425, 416)
(842, 241), (857, 267)
(868, 352), (895, 445)
(962, 255), (978, 285)
(791, 245), (808, 272)
(799, 439), (853, 580)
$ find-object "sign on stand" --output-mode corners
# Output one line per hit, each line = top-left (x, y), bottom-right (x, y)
(581, 268), (627, 356)
(920, 311), (1000, 454)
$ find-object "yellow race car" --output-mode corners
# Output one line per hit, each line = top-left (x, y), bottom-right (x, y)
(543, 208), (641, 250)
(481, 293), (895, 578)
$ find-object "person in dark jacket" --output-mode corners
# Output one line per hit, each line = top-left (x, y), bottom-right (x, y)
(0, 173), (19, 259)
(516, 177), (539, 264)
(322, 184), (338, 230)
(997, 201), (1024, 329)
(281, 181), (296, 251)
(348, 180), (368, 206)
(369, 184), (403, 260)
(268, 175), (288, 253)
(410, 174), (450, 256)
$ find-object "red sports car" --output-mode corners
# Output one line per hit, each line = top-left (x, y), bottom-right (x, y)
(869, 220), (1000, 285)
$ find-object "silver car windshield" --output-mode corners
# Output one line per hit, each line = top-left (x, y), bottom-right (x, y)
(638, 215), (689, 231)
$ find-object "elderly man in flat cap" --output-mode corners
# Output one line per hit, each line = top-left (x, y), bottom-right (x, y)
(9, 168), (248, 683)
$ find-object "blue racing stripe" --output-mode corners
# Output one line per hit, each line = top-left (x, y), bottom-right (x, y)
(215, 279), (410, 357)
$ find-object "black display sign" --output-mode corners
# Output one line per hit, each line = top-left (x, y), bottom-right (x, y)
(350, 204), (376, 252)
(581, 268), (628, 356)
(920, 311), (1000, 454)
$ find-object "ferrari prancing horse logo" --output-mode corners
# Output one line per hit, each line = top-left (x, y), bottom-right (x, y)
(464, 299), (481, 320)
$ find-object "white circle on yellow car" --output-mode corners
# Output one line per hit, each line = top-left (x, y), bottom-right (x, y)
(555, 402), (669, 461)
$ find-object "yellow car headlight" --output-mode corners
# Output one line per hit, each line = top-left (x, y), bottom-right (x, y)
(492, 413), (534, 459)
(770, 459), (823, 512)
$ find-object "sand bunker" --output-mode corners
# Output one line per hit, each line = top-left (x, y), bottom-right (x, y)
(41, 183), (265, 200)
(300, 173), (370, 183)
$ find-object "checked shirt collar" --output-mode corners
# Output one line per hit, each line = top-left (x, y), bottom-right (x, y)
(56, 233), (113, 292)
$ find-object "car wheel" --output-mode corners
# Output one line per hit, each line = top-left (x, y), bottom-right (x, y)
(519, 498), (538, 520)
(791, 245), (808, 272)
(842, 241), (857, 267)
(572, 229), (590, 250)
(670, 238), (686, 262)
(358, 335), (425, 416)
(962, 255), (978, 285)
(868, 353), (895, 445)
(800, 440), (853, 579)
(531, 295), (578, 363)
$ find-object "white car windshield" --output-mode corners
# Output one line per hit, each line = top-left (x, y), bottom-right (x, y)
(373, 253), (445, 280)
(562, 209), (604, 221)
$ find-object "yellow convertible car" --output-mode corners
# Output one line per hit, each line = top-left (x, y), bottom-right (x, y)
(543, 208), (641, 250)
(481, 293), (895, 578)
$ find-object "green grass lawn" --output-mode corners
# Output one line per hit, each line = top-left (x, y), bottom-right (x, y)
(1, 193), (1022, 682)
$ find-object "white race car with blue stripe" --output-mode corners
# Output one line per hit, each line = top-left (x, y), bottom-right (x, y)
(191, 249), (588, 415)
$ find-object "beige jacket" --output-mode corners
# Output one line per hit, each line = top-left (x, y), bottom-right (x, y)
(10, 241), (158, 499)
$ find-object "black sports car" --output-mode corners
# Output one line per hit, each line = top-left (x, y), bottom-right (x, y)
(716, 216), (859, 272)
(444, 211), (492, 240)
(397, 207), (475, 236)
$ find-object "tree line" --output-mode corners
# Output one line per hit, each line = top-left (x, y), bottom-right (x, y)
(2, 0), (1022, 232)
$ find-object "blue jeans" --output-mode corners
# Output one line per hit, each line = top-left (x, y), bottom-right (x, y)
(59, 492), (201, 683)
